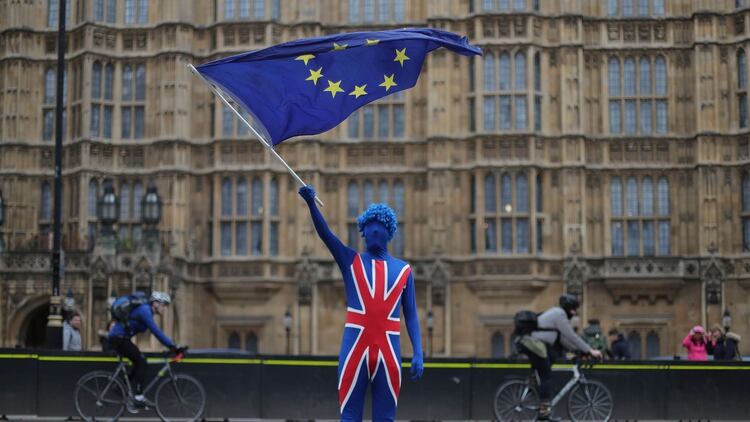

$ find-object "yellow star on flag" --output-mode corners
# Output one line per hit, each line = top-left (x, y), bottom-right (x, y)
(324, 80), (344, 98)
(295, 54), (315, 65)
(365, 39), (380, 46)
(333, 42), (348, 51)
(349, 84), (368, 99)
(379, 74), (397, 91)
(306, 67), (323, 85)
(394, 48), (410, 67)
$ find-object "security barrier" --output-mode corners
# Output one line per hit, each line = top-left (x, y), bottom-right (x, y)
(1, 349), (749, 419)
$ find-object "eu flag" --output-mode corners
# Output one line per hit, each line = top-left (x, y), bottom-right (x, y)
(196, 28), (482, 145)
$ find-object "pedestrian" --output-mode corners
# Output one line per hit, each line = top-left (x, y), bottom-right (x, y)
(607, 329), (631, 360)
(682, 325), (708, 361)
(709, 325), (741, 361)
(63, 312), (83, 351)
(582, 319), (608, 355)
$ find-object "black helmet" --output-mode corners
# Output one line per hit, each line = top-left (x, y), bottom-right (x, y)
(559, 293), (580, 316)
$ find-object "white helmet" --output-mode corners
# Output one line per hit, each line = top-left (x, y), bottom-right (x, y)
(150, 291), (171, 305)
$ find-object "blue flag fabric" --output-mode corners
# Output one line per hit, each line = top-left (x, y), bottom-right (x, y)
(196, 28), (482, 145)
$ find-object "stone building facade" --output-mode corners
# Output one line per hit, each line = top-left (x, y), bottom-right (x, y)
(1, 0), (750, 358)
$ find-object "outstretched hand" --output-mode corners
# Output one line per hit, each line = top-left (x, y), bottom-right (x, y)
(410, 353), (424, 380)
(299, 185), (316, 203)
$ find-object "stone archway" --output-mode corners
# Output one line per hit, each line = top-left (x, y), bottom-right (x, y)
(8, 296), (50, 348)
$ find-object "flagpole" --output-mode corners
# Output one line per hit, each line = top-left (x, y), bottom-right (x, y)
(187, 63), (324, 208)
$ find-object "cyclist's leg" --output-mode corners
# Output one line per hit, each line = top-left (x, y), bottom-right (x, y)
(526, 345), (555, 420)
(112, 338), (146, 395)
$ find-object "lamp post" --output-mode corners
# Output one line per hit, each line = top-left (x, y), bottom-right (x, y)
(97, 181), (119, 254)
(283, 309), (293, 355)
(723, 309), (732, 333)
(45, 0), (67, 350)
(426, 310), (434, 357)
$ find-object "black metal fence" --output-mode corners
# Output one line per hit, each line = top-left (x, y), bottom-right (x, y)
(1, 349), (748, 420)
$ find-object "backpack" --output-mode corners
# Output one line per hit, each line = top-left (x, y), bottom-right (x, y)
(110, 292), (148, 325)
(513, 310), (539, 336)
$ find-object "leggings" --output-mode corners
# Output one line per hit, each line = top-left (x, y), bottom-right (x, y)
(110, 337), (146, 394)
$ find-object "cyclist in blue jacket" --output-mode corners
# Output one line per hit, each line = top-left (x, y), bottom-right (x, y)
(108, 291), (176, 407)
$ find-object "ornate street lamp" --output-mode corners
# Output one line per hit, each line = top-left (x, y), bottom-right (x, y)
(98, 182), (119, 231)
(723, 309), (732, 333)
(283, 309), (293, 355)
(426, 310), (434, 357)
(141, 182), (161, 226)
(63, 288), (76, 311)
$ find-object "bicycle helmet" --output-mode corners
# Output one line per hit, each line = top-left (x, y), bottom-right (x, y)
(150, 291), (171, 305)
(559, 293), (580, 318)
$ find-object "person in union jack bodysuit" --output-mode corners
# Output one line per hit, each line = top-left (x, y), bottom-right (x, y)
(299, 185), (424, 421)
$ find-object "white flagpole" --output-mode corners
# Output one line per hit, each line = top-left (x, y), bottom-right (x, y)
(187, 63), (324, 207)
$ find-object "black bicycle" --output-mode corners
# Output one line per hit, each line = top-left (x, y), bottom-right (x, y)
(74, 347), (206, 421)
(493, 361), (613, 421)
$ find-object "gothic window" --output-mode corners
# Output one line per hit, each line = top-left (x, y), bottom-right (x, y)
(121, 64), (145, 139)
(610, 55), (667, 135)
(477, 50), (531, 132)
(622, 0), (634, 16)
(491, 332), (506, 358)
(270, 178), (279, 256)
(88, 179), (98, 218)
(41, 182), (52, 221)
(349, 0), (360, 22)
(348, 91), (405, 139)
(637, 0), (648, 15)
(133, 182), (143, 221)
(653, 0), (664, 15)
(222, 178), (232, 216)
(120, 183), (130, 220)
(47, 0), (71, 27)
(608, 0), (618, 16)
(646, 331), (660, 358)
(611, 176), (670, 256)
(743, 178), (750, 250)
(245, 332), (258, 353)
(228, 331), (240, 349)
(254, 0), (265, 18)
(272, 0), (280, 19)
(628, 331), (642, 359)
(480, 171), (534, 254)
(236, 178), (248, 216)
(534, 52), (542, 132)
(226, 0), (236, 19)
(94, 0), (104, 20)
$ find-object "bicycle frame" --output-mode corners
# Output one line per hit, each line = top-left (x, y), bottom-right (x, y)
(98, 353), (182, 402)
(549, 364), (584, 407)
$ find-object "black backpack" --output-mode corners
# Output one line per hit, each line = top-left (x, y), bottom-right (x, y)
(110, 292), (148, 325)
(513, 310), (539, 336)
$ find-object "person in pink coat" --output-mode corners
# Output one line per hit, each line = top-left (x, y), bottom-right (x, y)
(682, 325), (709, 361)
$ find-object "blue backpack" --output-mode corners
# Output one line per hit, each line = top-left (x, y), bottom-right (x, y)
(110, 292), (148, 325)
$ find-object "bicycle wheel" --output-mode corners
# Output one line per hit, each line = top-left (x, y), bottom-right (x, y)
(74, 371), (126, 422)
(155, 373), (206, 421)
(567, 380), (614, 422)
(493, 379), (540, 422)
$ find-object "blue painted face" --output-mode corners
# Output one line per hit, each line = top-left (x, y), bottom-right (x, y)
(363, 220), (389, 254)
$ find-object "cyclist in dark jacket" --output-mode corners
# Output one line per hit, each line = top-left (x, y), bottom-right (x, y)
(108, 291), (176, 408)
(525, 294), (603, 421)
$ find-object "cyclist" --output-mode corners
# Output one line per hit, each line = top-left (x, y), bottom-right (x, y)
(524, 294), (603, 421)
(108, 291), (179, 409)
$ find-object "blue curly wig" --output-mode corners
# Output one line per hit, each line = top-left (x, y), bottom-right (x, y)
(357, 203), (398, 241)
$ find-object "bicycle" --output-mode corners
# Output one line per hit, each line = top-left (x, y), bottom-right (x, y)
(493, 361), (613, 421)
(73, 347), (206, 421)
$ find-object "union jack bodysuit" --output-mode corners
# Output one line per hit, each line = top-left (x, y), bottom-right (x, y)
(301, 186), (423, 421)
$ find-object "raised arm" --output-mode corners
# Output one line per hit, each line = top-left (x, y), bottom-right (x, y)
(299, 185), (353, 264)
(402, 271), (424, 380)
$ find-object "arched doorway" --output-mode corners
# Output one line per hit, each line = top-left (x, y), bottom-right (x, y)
(21, 303), (50, 348)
